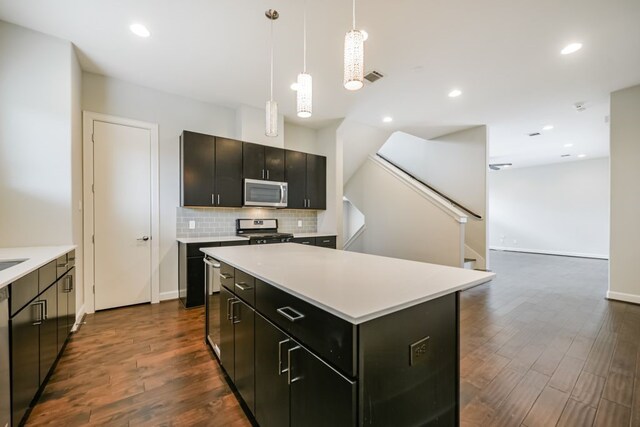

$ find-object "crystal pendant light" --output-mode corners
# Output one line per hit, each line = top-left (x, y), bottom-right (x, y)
(344, 0), (364, 91)
(265, 9), (279, 137)
(297, 1), (312, 118)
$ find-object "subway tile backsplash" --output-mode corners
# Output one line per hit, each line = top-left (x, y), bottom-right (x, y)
(176, 207), (318, 238)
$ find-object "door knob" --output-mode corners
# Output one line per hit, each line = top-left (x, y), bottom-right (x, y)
(137, 236), (150, 241)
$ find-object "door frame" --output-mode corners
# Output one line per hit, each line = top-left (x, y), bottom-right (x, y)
(83, 111), (160, 314)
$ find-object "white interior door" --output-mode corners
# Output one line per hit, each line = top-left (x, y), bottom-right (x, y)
(93, 120), (152, 310)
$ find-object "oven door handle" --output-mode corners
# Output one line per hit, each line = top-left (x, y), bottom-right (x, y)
(203, 257), (218, 268)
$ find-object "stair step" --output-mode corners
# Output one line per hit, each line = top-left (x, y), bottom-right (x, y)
(464, 258), (476, 263)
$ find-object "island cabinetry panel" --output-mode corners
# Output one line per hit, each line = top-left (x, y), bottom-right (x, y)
(38, 284), (58, 384)
(234, 269), (255, 306)
(10, 270), (38, 317)
(244, 142), (285, 182)
(290, 235), (337, 249)
(255, 278), (356, 377)
(233, 299), (255, 413)
(219, 286), (236, 380)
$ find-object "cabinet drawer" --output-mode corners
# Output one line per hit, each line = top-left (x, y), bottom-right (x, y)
(292, 237), (315, 246)
(219, 261), (234, 291)
(187, 242), (220, 257)
(234, 269), (255, 307)
(255, 279), (356, 377)
(38, 260), (56, 293)
(10, 270), (38, 317)
(315, 236), (336, 249)
(221, 240), (249, 247)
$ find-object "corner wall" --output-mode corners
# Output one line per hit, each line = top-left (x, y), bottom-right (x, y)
(609, 84), (640, 304)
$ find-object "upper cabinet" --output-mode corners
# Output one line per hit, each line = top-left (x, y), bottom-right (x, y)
(180, 131), (243, 207)
(181, 131), (326, 210)
(285, 150), (326, 210)
(243, 143), (285, 182)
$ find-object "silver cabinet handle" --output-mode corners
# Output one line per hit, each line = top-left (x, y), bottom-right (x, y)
(278, 339), (290, 375)
(277, 306), (305, 322)
(219, 272), (233, 280)
(137, 236), (150, 241)
(301, 241), (311, 245)
(217, 194), (221, 205)
(322, 239), (331, 243)
(68, 275), (74, 292)
(57, 262), (69, 268)
(231, 300), (241, 324)
(261, 169), (265, 179)
(32, 301), (44, 325)
(226, 297), (235, 321)
(267, 170), (270, 180)
(287, 346), (301, 385)
(43, 299), (48, 320)
(235, 282), (253, 291)
(212, 194), (215, 205)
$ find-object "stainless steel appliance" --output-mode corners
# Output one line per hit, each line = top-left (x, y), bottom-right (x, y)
(243, 179), (288, 208)
(0, 287), (10, 427)
(204, 257), (221, 357)
(236, 219), (293, 244)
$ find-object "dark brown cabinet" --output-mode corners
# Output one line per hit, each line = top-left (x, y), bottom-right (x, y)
(180, 132), (243, 208)
(243, 142), (285, 182)
(219, 286), (235, 380)
(291, 235), (337, 249)
(233, 300), (255, 413)
(38, 284), (57, 385)
(285, 150), (326, 210)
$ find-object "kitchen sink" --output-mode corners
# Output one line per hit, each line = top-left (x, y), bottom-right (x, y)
(0, 259), (27, 272)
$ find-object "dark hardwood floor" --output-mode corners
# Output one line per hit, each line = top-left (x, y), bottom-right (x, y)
(24, 250), (639, 426)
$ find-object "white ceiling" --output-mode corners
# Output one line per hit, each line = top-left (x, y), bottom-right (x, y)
(1, 0), (639, 168)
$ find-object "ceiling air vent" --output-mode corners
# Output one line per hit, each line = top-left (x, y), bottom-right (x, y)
(364, 70), (384, 83)
(528, 132), (541, 137)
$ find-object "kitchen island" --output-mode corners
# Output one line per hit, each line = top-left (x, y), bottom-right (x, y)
(201, 243), (494, 427)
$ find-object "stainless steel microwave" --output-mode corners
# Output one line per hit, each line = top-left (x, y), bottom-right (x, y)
(244, 179), (288, 208)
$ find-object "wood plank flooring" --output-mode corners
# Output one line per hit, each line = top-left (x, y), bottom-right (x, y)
(24, 250), (640, 426)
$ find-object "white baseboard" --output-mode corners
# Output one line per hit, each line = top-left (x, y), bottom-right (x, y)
(606, 291), (640, 305)
(490, 246), (609, 260)
(72, 304), (86, 332)
(160, 290), (179, 301)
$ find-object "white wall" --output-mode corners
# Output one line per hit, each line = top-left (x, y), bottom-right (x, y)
(236, 104), (284, 148)
(489, 158), (610, 259)
(377, 127), (488, 268)
(82, 72), (237, 299)
(0, 21), (75, 246)
(70, 47), (84, 313)
(344, 157), (465, 267)
(609, 84), (640, 304)
(340, 120), (392, 185)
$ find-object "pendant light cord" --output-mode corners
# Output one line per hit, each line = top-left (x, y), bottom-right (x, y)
(303, 0), (307, 73)
(352, 0), (356, 30)
(270, 16), (274, 101)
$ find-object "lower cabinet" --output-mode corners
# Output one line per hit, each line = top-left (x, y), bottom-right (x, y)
(254, 313), (356, 427)
(38, 284), (58, 384)
(219, 286), (235, 380)
(291, 235), (337, 249)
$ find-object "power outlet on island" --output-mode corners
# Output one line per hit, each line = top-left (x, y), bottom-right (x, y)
(297, 220), (302, 228)
(189, 220), (196, 230)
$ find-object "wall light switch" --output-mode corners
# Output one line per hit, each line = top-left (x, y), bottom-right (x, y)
(297, 220), (303, 228)
(189, 220), (196, 230)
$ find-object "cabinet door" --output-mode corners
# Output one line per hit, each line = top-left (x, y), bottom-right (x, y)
(243, 142), (265, 180)
(11, 302), (41, 427)
(290, 345), (357, 427)
(215, 137), (243, 207)
(306, 154), (326, 210)
(66, 268), (76, 336)
(285, 150), (307, 209)
(255, 314), (290, 427)
(39, 284), (58, 384)
(219, 286), (235, 380)
(185, 257), (205, 308)
(181, 131), (215, 207)
(265, 146), (285, 182)
(233, 300), (255, 414)
(57, 279), (69, 354)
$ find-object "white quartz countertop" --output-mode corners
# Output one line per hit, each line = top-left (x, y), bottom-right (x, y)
(0, 245), (77, 289)
(177, 236), (249, 244)
(201, 244), (494, 324)
(292, 232), (336, 238)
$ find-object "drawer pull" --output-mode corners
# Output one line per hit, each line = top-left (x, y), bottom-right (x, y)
(231, 300), (241, 324)
(301, 241), (311, 245)
(57, 262), (69, 268)
(219, 273), (233, 280)
(235, 282), (253, 291)
(322, 240), (331, 243)
(277, 306), (305, 322)
(278, 339), (290, 375)
(287, 346), (302, 384)
(226, 297), (236, 320)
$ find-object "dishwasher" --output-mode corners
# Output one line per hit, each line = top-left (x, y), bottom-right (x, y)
(204, 256), (221, 358)
(0, 287), (10, 427)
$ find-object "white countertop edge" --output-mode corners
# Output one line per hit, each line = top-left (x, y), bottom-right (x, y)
(177, 232), (337, 244)
(201, 247), (494, 325)
(292, 232), (337, 239)
(0, 245), (77, 289)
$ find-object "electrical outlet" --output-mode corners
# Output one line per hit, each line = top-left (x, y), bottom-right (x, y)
(297, 220), (302, 227)
(189, 220), (196, 230)
(409, 336), (430, 366)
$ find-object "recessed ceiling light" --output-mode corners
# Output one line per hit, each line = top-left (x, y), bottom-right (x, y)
(448, 89), (462, 98)
(561, 42), (582, 55)
(578, 153), (587, 158)
(564, 143), (574, 148)
(290, 82), (299, 91)
(130, 23), (150, 38)
(542, 125), (554, 131)
(382, 116), (393, 123)
(361, 30), (369, 41)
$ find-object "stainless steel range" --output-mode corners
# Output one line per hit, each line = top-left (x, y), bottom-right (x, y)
(236, 219), (293, 245)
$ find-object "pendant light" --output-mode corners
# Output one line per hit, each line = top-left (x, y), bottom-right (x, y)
(297, 0), (312, 118)
(344, 0), (364, 91)
(265, 9), (279, 137)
